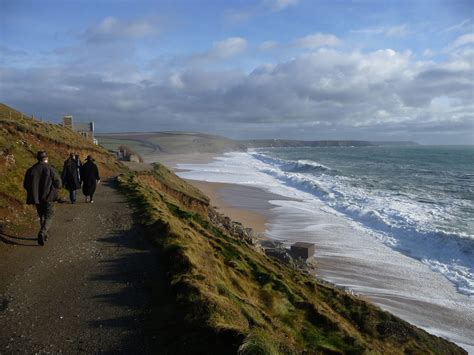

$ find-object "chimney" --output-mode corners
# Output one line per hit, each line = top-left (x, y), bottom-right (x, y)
(63, 115), (73, 129)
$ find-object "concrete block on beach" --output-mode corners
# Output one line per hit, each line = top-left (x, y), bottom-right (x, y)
(290, 242), (315, 260)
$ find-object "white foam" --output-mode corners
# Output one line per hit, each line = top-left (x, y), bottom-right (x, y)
(177, 151), (474, 351)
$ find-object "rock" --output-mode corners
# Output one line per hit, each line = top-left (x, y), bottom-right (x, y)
(259, 239), (283, 249)
(264, 248), (293, 264)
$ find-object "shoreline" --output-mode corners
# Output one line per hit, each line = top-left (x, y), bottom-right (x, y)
(147, 152), (474, 352)
(187, 180), (271, 234)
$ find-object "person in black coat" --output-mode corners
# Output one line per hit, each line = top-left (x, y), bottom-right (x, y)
(62, 153), (81, 204)
(23, 151), (62, 245)
(81, 155), (100, 203)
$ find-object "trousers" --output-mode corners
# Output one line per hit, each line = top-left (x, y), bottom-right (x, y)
(68, 189), (77, 203)
(35, 202), (55, 237)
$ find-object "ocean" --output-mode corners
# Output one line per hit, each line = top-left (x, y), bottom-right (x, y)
(177, 145), (474, 351)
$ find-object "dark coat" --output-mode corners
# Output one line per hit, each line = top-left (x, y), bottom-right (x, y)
(62, 158), (81, 190)
(23, 162), (62, 205)
(81, 161), (100, 196)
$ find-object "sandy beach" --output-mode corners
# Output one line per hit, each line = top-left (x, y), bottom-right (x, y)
(189, 181), (271, 233)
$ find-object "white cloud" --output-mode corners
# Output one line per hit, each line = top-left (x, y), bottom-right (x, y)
(423, 49), (435, 57)
(350, 24), (411, 38)
(225, 0), (299, 23)
(258, 40), (279, 51)
(293, 33), (342, 49)
(179, 37), (248, 66)
(265, 0), (299, 11)
(385, 24), (410, 37)
(442, 19), (471, 33)
(209, 37), (248, 59)
(448, 33), (474, 50)
(84, 16), (160, 43)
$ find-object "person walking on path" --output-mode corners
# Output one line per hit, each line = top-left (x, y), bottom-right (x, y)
(23, 151), (62, 245)
(82, 155), (100, 203)
(62, 153), (81, 204)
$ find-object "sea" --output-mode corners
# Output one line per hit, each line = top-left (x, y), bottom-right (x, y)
(176, 145), (474, 351)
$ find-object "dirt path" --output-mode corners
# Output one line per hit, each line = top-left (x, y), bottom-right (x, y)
(0, 180), (165, 353)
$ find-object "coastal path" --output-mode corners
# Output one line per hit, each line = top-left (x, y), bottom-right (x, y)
(0, 179), (167, 353)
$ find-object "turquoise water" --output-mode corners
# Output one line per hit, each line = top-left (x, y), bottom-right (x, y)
(252, 145), (474, 295)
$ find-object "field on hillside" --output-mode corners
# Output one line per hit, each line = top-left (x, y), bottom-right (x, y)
(97, 132), (244, 157)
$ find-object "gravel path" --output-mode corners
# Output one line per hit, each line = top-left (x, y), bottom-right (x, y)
(0, 180), (164, 354)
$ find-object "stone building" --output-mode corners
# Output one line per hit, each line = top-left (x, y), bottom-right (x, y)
(63, 115), (98, 144)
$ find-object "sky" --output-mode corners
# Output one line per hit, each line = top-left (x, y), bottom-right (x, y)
(1, 0), (473, 144)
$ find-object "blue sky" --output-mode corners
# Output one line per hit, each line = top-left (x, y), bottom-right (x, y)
(1, 0), (473, 143)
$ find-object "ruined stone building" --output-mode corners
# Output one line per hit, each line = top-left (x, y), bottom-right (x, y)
(63, 115), (98, 144)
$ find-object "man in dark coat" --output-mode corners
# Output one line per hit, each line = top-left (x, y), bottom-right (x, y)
(81, 155), (100, 203)
(62, 153), (81, 204)
(23, 151), (62, 245)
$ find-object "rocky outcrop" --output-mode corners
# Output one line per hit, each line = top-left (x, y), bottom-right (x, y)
(208, 207), (259, 246)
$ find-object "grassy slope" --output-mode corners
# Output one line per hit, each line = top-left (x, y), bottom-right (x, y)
(118, 164), (465, 355)
(0, 103), (124, 234)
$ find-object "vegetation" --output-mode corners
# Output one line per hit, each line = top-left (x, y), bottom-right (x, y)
(118, 164), (465, 354)
(0, 103), (124, 234)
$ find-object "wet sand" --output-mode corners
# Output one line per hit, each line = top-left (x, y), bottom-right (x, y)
(189, 180), (287, 234)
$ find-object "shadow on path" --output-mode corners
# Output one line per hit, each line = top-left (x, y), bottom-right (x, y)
(0, 232), (39, 247)
(85, 219), (183, 353)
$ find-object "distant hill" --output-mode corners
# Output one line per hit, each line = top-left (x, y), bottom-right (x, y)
(96, 131), (245, 158)
(370, 141), (420, 146)
(242, 139), (418, 148)
(0, 103), (123, 235)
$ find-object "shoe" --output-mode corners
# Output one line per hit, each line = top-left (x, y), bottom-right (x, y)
(90, 200), (94, 204)
(38, 234), (44, 246)
(85, 196), (89, 203)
